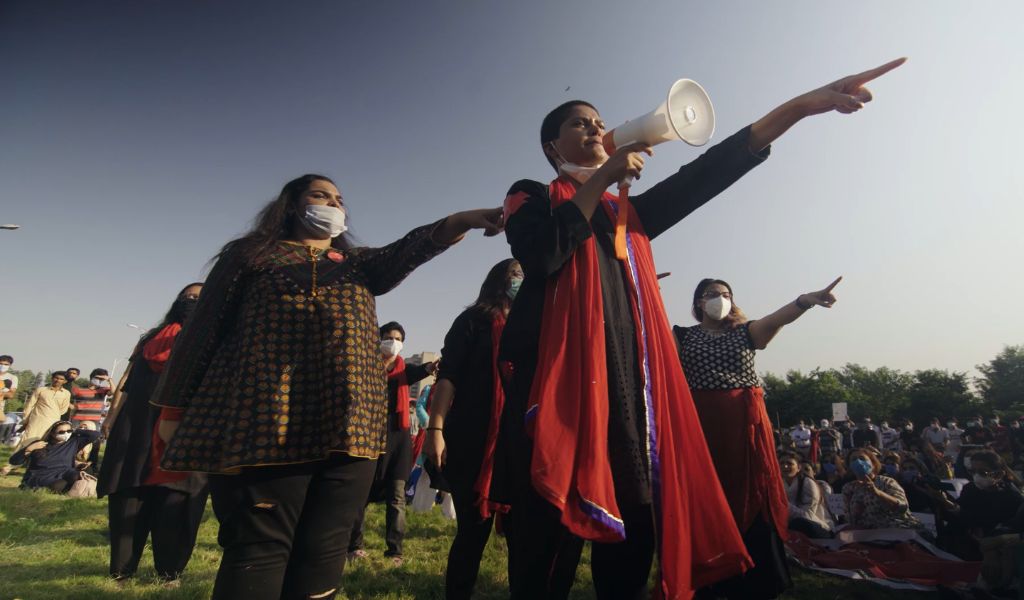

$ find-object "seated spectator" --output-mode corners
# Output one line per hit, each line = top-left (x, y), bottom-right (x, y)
(5, 420), (100, 492)
(881, 452), (901, 478)
(896, 456), (948, 513)
(779, 452), (833, 539)
(817, 452), (850, 492)
(843, 449), (924, 530)
(74, 421), (98, 470)
(956, 451), (1024, 537)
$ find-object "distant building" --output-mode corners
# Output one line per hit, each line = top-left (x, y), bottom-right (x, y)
(406, 351), (439, 401)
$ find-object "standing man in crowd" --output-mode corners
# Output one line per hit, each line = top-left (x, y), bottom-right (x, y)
(946, 418), (964, 459)
(880, 420), (900, 451)
(922, 418), (949, 452)
(349, 321), (436, 565)
(2, 372), (71, 475)
(60, 367), (81, 420)
(790, 420), (812, 459)
(818, 419), (842, 455)
(70, 368), (113, 427)
(0, 355), (19, 445)
(0, 355), (18, 414)
(853, 417), (882, 449)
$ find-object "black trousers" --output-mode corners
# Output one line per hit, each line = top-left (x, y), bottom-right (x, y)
(348, 478), (407, 556)
(444, 482), (496, 600)
(507, 487), (656, 600)
(208, 454), (376, 600)
(107, 485), (209, 579)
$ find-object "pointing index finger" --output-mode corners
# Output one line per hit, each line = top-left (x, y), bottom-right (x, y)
(824, 276), (843, 293)
(849, 57), (907, 86)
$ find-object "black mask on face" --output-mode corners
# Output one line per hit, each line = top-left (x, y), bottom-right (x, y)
(171, 297), (199, 323)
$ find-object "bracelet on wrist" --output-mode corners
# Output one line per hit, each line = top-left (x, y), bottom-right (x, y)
(425, 427), (443, 431)
(795, 296), (813, 310)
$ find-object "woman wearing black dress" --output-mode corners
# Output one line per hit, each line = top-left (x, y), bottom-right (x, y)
(98, 282), (208, 585)
(425, 258), (522, 600)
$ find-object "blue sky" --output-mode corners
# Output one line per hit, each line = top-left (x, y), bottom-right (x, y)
(1, 1), (1021, 383)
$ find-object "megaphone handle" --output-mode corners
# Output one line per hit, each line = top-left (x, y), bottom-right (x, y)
(614, 186), (629, 260)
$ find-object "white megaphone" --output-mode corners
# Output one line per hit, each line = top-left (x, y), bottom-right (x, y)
(602, 79), (716, 183)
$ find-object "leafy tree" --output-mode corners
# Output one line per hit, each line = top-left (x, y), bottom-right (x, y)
(6, 369), (43, 413)
(977, 345), (1024, 410)
(906, 369), (976, 425)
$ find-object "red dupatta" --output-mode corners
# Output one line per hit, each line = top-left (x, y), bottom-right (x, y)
(143, 323), (182, 373)
(473, 314), (509, 518)
(508, 176), (751, 599)
(388, 356), (410, 430)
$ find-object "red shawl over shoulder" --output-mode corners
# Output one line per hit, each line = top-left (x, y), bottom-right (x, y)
(506, 177), (751, 598)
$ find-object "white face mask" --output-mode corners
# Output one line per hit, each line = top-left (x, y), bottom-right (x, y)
(301, 205), (348, 239)
(973, 474), (997, 490)
(54, 432), (72, 443)
(0, 364), (9, 373)
(90, 378), (107, 387)
(703, 296), (732, 321)
(963, 457), (973, 470)
(947, 422), (956, 428)
(380, 338), (403, 358)
(558, 161), (604, 184)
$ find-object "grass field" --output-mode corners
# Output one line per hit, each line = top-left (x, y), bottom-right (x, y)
(0, 447), (932, 600)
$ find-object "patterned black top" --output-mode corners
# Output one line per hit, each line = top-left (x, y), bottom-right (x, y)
(674, 323), (763, 390)
(152, 221), (453, 473)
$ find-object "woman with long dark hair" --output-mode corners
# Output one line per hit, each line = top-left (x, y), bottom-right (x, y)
(150, 174), (502, 600)
(98, 282), (208, 585)
(675, 277), (840, 598)
(424, 258), (522, 600)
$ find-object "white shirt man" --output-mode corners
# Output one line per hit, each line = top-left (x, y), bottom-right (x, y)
(790, 422), (812, 455)
(880, 421), (901, 451)
(946, 420), (964, 457)
(922, 420), (950, 450)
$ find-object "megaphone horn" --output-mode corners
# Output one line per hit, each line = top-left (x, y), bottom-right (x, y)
(603, 79), (716, 155)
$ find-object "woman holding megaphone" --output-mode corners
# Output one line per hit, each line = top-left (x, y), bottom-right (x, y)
(149, 174), (503, 600)
(492, 58), (904, 600)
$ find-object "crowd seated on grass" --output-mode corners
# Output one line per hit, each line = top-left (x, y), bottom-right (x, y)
(779, 451), (834, 539)
(775, 414), (1024, 595)
(6, 420), (100, 493)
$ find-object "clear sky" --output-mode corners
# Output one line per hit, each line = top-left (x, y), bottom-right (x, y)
(2, 1), (1021, 383)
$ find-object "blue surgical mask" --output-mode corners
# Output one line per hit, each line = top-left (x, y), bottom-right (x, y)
(851, 458), (873, 478)
(823, 463), (837, 474)
(883, 464), (899, 476)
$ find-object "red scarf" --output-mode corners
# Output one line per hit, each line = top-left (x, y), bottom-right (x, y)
(388, 355), (410, 430)
(143, 323), (182, 373)
(473, 314), (510, 519)
(509, 177), (752, 599)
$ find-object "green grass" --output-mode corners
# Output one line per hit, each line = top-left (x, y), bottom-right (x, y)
(0, 447), (931, 600)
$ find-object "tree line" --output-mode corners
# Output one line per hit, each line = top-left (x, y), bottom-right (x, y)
(763, 345), (1024, 427)
(4, 346), (1022, 425)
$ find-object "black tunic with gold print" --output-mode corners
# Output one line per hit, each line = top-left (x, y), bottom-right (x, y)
(152, 221), (451, 473)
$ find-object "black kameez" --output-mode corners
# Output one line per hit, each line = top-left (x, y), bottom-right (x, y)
(495, 126), (769, 510)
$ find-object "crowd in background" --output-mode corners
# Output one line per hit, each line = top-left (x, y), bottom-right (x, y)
(775, 415), (1024, 594)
